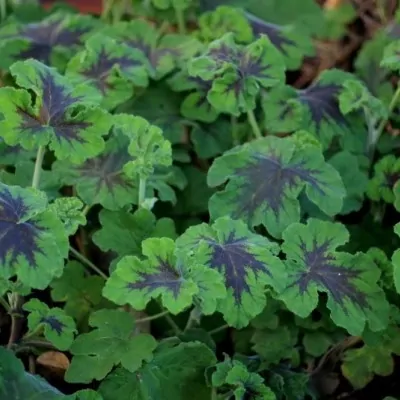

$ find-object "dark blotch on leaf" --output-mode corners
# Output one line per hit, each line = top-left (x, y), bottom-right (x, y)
(41, 316), (66, 335)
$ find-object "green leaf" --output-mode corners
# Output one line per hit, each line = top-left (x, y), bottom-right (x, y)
(0, 59), (112, 164)
(66, 33), (150, 110)
(67, 389), (103, 400)
(188, 32), (285, 116)
(100, 19), (202, 80)
(207, 136), (345, 238)
(392, 223), (400, 293)
(98, 341), (216, 400)
(279, 218), (390, 335)
(212, 357), (276, 400)
(23, 298), (76, 350)
(176, 217), (286, 328)
(0, 347), (64, 399)
(381, 39), (400, 72)
(53, 131), (139, 210)
(302, 331), (334, 357)
(92, 208), (177, 259)
(0, 183), (68, 289)
(114, 114), (172, 179)
(103, 237), (199, 314)
(65, 309), (157, 383)
(342, 326), (400, 389)
(367, 155), (400, 204)
(48, 197), (86, 236)
(50, 261), (104, 323)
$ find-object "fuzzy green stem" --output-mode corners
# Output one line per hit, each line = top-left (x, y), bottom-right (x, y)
(138, 177), (147, 207)
(231, 116), (240, 146)
(174, 6), (186, 35)
(82, 204), (92, 216)
(136, 310), (170, 323)
(247, 109), (262, 139)
(32, 146), (45, 189)
(0, 297), (10, 313)
(375, 84), (400, 140)
(23, 325), (44, 341)
(69, 246), (108, 280)
(208, 324), (229, 335)
(164, 313), (182, 335)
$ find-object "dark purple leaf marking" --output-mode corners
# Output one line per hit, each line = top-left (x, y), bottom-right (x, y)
(20, 69), (89, 143)
(290, 239), (368, 310)
(298, 83), (347, 127)
(17, 18), (91, 64)
(244, 12), (295, 54)
(82, 48), (141, 93)
(41, 316), (66, 335)
(188, 76), (214, 107)
(127, 258), (182, 298)
(76, 141), (134, 194)
(234, 153), (325, 219)
(0, 187), (42, 267)
(205, 232), (270, 303)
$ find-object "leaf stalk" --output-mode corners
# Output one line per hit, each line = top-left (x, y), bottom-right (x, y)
(247, 109), (263, 139)
(69, 246), (108, 280)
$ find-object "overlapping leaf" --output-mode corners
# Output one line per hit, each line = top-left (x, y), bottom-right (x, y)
(261, 69), (366, 151)
(278, 218), (389, 335)
(0, 11), (100, 70)
(0, 59), (112, 164)
(176, 217), (286, 327)
(100, 19), (202, 80)
(367, 155), (400, 205)
(103, 237), (225, 315)
(93, 208), (177, 258)
(188, 32), (286, 116)
(53, 132), (138, 210)
(65, 309), (157, 383)
(0, 183), (68, 289)
(50, 261), (104, 323)
(207, 136), (345, 238)
(212, 357), (276, 400)
(23, 299), (76, 351)
(66, 34), (151, 110)
(98, 342), (216, 400)
(381, 39), (400, 72)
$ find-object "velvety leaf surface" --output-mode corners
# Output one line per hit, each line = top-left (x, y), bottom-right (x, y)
(92, 208), (177, 258)
(262, 69), (366, 151)
(53, 132), (138, 210)
(0, 59), (112, 164)
(175, 217), (286, 328)
(65, 309), (157, 383)
(24, 298), (76, 350)
(207, 136), (345, 238)
(98, 342), (216, 400)
(50, 261), (104, 323)
(0, 183), (68, 289)
(0, 12), (100, 69)
(212, 357), (276, 399)
(103, 238), (199, 314)
(66, 33), (151, 110)
(279, 218), (390, 335)
(100, 19), (203, 80)
(0, 347), (64, 399)
(188, 32), (286, 115)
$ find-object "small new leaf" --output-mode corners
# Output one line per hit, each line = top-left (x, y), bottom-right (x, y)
(188, 32), (286, 115)
(208, 136), (345, 238)
(279, 218), (389, 335)
(381, 40), (400, 72)
(65, 309), (157, 383)
(103, 237), (198, 314)
(0, 183), (68, 289)
(24, 298), (76, 351)
(0, 59), (112, 164)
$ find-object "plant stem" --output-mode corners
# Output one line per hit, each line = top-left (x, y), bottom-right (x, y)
(7, 309), (22, 349)
(32, 146), (45, 189)
(0, 297), (10, 313)
(247, 109), (262, 139)
(82, 204), (92, 216)
(208, 324), (229, 335)
(69, 246), (108, 280)
(136, 310), (170, 323)
(164, 313), (182, 335)
(231, 116), (239, 146)
(138, 177), (147, 207)
(369, 84), (400, 158)
(174, 6), (186, 34)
